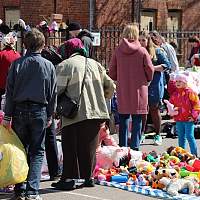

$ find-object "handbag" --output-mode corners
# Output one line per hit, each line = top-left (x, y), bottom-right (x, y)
(56, 58), (87, 119)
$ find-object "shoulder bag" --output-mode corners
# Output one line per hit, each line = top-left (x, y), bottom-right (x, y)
(56, 58), (87, 119)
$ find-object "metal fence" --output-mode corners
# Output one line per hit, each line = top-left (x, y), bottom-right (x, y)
(1, 28), (200, 67)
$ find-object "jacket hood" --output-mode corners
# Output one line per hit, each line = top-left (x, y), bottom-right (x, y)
(77, 29), (94, 41)
(118, 38), (141, 55)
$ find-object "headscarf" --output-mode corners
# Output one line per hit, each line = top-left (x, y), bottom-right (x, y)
(1, 31), (17, 48)
(64, 38), (87, 59)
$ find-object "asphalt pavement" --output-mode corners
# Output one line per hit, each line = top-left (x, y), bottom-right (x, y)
(1, 131), (200, 200)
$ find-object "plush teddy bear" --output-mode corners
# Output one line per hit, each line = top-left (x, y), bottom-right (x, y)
(134, 160), (154, 174)
(167, 146), (195, 163)
(163, 100), (178, 116)
(159, 177), (194, 196)
(152, 167), (179, 181)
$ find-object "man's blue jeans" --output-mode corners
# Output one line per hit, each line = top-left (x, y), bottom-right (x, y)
(176, 121), (198, 156)
(119, 114), (142, 150)
(12, 103), (47, 196)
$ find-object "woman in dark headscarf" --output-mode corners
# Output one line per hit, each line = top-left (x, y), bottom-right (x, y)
(52, 38), (115, 190)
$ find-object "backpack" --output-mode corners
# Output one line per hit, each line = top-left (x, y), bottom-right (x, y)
(41, 45), (63, 66)
(162, 122), (178, 138)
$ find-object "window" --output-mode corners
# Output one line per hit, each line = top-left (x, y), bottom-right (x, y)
(5, 7), (20, 27)
(4, 8), (21, 52)
(141, 10), (156, 31)
(167, 10), (181, 31)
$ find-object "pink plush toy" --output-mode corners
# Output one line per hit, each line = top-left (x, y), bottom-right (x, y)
(163, 99), (178, 116)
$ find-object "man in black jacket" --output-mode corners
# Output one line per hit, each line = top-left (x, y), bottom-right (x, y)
(58, 21), (94, 58)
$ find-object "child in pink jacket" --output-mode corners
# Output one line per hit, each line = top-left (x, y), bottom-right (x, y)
(169, 73), (200, 156)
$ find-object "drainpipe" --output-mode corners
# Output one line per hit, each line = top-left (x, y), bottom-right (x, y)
(89, 0), (94, 31)
(54, 0), (57, 13)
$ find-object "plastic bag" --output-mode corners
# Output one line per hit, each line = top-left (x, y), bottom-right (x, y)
(0, 125), (28, 188)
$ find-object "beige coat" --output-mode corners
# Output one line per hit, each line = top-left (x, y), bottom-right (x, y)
(56, 53), (115, 127)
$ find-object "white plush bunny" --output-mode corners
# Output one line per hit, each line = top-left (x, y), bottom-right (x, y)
(160, 177), (194, 196)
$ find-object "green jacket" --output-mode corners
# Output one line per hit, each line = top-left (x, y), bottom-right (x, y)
(56, 53), (115, 127)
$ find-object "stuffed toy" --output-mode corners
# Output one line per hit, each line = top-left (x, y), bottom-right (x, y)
(128, 150), (143, 167)
(143, 150), (158, 163)
(137, 174), (149, 186)
(59, 22), (67, 32)
(167, 146), (195, 162)
(127, 174), (149, 186)
(96, 146), (142, 170)
(96, 146), (124, 169)
(184, 176), (200, 195)
(161, 152), (180, 166)
(163, 100), (178, 116)
(152, 180), (165, 189)
(50, 21), (59, 32)
(159, 177), (194, 196)
(152, 167), (179, 181)
(134, 160), (154, 174)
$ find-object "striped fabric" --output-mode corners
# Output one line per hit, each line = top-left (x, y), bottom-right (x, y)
(97, 181), (199, 200)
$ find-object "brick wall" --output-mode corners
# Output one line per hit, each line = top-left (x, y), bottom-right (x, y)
(1, 0), (200, 30)
(95, 0), (132, 28)
(20, 0), (89, 27)
(0, 0), (20, 20)
(0, 0), (89, 28)
(95, 0), (200, 30)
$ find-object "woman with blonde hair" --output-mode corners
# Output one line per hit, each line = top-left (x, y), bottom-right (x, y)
(109, 24), (154, 150)
(139, 30), (171, 145)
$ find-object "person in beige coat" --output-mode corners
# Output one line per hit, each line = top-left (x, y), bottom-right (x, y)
(52, 38), (115, 190)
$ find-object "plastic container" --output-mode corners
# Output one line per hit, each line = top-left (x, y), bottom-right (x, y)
(110, 175), (128, 183)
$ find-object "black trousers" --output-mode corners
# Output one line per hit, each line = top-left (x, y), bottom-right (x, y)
(61, 119), (104, 180)
(45, 119), (59, 178)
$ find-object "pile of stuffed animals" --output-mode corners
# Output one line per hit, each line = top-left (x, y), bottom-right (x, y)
(94, 146), (200, 197)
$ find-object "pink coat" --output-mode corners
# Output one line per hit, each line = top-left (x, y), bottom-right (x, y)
(109, 38), (154, 114)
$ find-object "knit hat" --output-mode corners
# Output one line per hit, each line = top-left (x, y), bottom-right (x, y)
(68, 22), (81, 31)
(175, 73), (189, 83)
(64, 38), (86, 58)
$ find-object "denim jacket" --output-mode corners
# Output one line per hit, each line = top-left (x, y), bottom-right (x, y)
(4, 52), (57, 121)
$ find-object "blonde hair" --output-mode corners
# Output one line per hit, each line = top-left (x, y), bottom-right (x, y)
(122, 24), (139, 40)
(140, 30), (157, 61)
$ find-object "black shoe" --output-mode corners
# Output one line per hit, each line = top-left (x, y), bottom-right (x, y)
(50, 174), (61, 181)
(84, 178), (95, 187)
(51, 180), (75, 190)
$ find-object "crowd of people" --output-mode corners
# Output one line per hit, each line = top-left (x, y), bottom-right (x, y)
(1, 20), (200, 200)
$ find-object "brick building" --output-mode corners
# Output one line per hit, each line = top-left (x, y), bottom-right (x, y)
(0, 0), (89, 27)
(96, 0), (200, 31)
(0, 0), (200, 31)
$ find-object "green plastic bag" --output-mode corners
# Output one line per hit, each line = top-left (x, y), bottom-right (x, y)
(0, 125), (29, 188)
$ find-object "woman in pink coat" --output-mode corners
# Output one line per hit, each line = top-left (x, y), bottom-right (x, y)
(109, 24), (154, 150)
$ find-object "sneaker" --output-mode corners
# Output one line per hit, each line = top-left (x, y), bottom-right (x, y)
(51, 179), (76, 190)
(154, 135), (162, 145)
(140, 134), (145, 144)
(84, 178), (95, 187)
(10, 195), (25, 200)
(25, 195), (42, 200)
